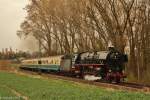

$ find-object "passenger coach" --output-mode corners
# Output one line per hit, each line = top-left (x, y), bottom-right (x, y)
(21, 55), (63, 72)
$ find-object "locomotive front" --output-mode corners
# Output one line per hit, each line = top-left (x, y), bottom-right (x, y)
(104, 47), (128, 82)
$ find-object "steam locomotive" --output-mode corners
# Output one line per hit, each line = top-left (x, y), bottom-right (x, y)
(20, 47), (128, 83)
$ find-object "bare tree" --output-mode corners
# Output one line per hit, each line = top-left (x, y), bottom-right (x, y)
(18, 0), (150, 83)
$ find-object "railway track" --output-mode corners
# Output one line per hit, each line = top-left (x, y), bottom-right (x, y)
(19, 69), (150, 93)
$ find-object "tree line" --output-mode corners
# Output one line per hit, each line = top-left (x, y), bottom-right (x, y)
(0, 48), (30, 60)
(18, 0), (150, 83)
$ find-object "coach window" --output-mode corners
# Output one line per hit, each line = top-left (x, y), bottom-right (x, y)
(38, 60), (42, 64)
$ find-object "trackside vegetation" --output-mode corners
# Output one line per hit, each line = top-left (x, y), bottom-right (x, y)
(0, 72), (150, 100)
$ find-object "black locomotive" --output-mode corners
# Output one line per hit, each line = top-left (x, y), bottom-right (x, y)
(61, 47), (128, 83)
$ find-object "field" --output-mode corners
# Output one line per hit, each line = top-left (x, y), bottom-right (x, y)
(0, 72), (150, 100)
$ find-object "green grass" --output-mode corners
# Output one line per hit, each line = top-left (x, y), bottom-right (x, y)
(0, 72), (150, 100)
(0, 85), (23, 100)
(0, 85), (16, 97)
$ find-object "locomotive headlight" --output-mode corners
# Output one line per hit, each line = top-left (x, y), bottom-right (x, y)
(109, 70), (112, 72)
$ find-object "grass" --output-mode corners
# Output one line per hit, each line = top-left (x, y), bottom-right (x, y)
(0, 72), (150, 100)
(0, 85), (16, 97)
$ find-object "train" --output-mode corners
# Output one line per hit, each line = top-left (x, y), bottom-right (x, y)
(20, 47), (128, 83)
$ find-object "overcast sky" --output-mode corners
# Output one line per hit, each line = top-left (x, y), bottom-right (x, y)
(0, 0), (29, 51)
